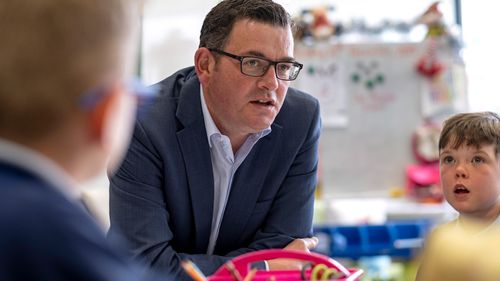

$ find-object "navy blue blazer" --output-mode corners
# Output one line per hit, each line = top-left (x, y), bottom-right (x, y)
(108, 67), (321, 280)
(0, 162), (150, 281)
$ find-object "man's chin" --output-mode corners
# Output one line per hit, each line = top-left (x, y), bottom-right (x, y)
(250, 123), (272, 133)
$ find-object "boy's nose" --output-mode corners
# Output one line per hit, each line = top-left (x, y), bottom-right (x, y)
(455, 167), (468, 178)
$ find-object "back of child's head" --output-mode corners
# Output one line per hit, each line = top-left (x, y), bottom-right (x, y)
(439, 112), (500, 156)
(0, 0), (138, 141)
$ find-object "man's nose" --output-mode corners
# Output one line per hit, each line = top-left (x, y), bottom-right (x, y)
(258, 65), (279, 91)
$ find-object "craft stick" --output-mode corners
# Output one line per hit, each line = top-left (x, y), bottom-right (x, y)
(242, 268), (257, 281)
(181, 260), (207, 281)
(225, 261), (243, 281)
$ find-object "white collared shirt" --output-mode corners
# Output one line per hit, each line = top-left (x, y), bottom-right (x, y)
(0, 138), (80, 201)
(200, 88), (271, 254)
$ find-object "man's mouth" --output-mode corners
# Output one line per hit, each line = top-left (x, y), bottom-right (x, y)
(454, 184), (470, 194)
(250, 99), (275, 106)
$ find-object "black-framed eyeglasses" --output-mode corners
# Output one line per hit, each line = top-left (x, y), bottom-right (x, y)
(208, 48), (303, 81)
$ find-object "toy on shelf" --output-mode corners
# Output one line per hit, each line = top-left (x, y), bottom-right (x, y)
(412, 123), (441, 164)
(416, 38), (444, 78)
(310, 7), (335, 40)
(406, 164), (441, 203)
(406, 123), (443, 203)
(416, 1), (447, 39)
(415, 2), (448, 78)
(293, 6), (340, 42)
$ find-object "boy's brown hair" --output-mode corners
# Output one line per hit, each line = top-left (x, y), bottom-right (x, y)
(439, 111), (500, 156)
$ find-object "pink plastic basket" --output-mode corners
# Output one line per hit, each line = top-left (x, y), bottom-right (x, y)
(208, 249), (363, 281)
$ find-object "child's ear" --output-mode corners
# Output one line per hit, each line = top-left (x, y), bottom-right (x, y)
(88, 82), (122, 142)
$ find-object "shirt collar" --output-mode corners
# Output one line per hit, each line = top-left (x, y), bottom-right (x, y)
(0, 138), (80, 200)
(199, 86), (271, 148)
(200, 87), (220, 148)
(455, 214), (500, 237)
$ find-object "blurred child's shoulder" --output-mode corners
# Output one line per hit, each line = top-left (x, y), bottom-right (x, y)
(431, 218), (458, 236)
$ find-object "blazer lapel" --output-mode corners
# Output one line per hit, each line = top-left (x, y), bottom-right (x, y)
(215, 123), (283, 252)
(176, 78), (214, 252)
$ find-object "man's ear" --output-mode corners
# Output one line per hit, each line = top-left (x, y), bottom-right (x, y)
(194, 47), (215, 84)
(88, 83), (122, 141)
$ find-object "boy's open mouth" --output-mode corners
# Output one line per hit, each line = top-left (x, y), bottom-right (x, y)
(454, 184), (470, 194)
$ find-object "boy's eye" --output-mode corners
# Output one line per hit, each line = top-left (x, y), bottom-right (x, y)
(471, 156), (485, 165)
(441, 155), (455, 164)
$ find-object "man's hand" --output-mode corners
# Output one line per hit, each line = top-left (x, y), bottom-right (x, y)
(267, 237), (319, 270)
(282, 237), (319, 251)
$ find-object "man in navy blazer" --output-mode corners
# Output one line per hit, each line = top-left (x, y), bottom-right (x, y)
(0, 1), (160, 280)
(108, 0), (321, 280)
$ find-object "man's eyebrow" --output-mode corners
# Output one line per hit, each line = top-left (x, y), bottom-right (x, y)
(245, 50), (296, 62)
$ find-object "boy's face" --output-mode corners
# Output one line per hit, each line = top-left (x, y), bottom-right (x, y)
(440, 142), (500, 220)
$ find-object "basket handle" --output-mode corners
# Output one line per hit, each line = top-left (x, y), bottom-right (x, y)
(213, 249), (351, 277)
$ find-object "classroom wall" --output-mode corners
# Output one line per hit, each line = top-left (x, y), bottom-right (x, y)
(292, 41), (466, 198)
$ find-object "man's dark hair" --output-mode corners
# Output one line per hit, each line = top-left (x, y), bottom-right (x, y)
(199, 0), (292, 49)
